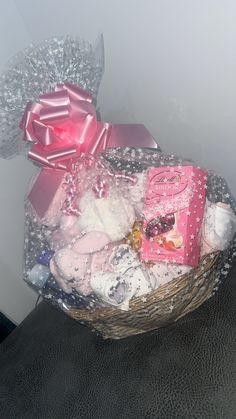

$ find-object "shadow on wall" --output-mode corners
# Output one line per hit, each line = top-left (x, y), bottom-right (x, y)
(103, 88), (199, 161)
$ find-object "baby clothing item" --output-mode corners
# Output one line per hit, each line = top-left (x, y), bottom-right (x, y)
(90, 244), (153, 310)
(201, 200), (236, 256)
(90, 271), (133, 310)
(77, 189), (135, 241)
(149, 263), (191, 288)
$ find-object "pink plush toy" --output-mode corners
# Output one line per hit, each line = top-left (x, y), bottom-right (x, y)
(48, 182), (136, 295)
(50, 227), (120, 296)
(50, 248), (92, 295)
(49, 215), (82, 251)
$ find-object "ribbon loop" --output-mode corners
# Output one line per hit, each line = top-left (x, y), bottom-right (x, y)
(39, 90), (70, 107)
(20, 83), (158, 169)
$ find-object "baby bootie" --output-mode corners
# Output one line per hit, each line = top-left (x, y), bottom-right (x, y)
(91, 244), (153, 310)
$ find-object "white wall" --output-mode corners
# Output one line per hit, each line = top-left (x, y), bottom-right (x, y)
(0, 1), (37, 323)
(1, 0), (236, 323)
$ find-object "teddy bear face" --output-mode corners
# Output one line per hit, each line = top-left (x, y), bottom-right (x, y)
(77, 190), (135, 242)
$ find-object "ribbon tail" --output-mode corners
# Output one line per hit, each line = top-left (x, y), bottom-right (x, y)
(28, 144), (79, 169)
(89, 123), (111, 155)
(28, 149), (55, 168)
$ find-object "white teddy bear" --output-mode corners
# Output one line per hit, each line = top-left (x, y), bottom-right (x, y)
(77, 189), (135, 242)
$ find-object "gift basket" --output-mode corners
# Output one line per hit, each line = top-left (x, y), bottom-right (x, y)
(1, 36), (236, 339)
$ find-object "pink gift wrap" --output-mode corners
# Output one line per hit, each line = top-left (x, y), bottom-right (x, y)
(141, 166), (207, 267)
(28, 168), (67, 227)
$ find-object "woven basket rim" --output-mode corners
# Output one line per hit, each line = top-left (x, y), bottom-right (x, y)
(67, 252), (220, 322)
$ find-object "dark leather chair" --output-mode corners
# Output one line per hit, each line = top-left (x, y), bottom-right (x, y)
(1, 264), (236, 419)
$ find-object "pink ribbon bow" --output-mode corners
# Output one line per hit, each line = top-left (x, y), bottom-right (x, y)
(20, 83), (158, 170)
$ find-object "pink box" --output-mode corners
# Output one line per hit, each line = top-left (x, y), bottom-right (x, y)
(141, 166), (207, 267)
(28, 168), (67, 227)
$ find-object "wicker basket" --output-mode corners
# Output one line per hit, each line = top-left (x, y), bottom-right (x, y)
(66, 252), (221, 339)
